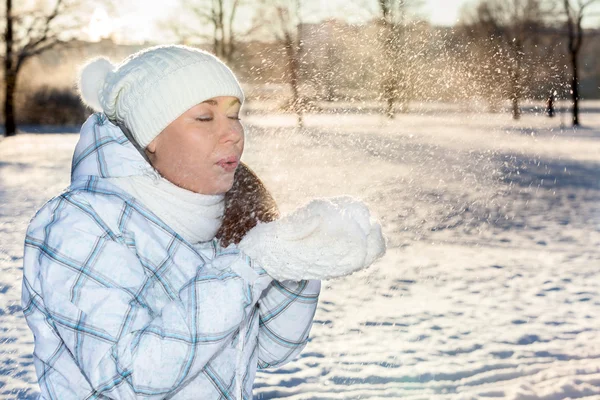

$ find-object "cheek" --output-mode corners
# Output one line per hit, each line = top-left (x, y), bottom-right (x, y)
(155, 133), (213, 176)
(237, 127), (245, 153)
(176, 133), (215, 162)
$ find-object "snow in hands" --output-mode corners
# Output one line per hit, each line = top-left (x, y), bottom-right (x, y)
(239, 196), (386, 281)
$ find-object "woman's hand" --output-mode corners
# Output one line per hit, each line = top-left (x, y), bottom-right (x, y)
(238, 197), (386, 281)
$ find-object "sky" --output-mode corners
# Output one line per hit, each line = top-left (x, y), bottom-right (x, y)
(88, 0), (473, 44)
(88, 0), (600, 44)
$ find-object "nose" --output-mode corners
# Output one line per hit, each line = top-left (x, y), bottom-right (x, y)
(219, 116), (243, 144)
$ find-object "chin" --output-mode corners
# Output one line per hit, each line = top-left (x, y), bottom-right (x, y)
(211, 178), (235, 195)
(221, 181), (235, 194)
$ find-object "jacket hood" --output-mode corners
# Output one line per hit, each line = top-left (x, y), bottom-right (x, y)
(71, 113), (153, 182)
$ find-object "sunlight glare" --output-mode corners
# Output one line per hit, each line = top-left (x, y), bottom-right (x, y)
(87, 6), (114, 42)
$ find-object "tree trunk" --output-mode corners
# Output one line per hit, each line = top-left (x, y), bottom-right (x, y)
(510, 70), (521, 120)
(511, 95), (520, 120)
(212, 22), (219, 57)
(571, 52), (580, 126)
(510, 46), (522, 120)
(285, 36), (303, 128)
(4, 0), (16, 136)
(219, 28), (226, 61)
(546, 90), (555, 117)
(385, 90), (395, 119)
(324, 46), (335, 102)
(562, 0), (586, 127)
(383, 30), (396, 119)
(4, 72), (17, 137)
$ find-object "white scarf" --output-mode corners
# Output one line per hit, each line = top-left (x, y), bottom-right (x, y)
(107, 169), (225, 244)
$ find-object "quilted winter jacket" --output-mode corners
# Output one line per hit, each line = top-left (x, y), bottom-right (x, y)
(21, 113), (321, 399)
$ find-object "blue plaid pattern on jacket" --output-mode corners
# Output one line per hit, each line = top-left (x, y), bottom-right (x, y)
(21, 113), (321, 399)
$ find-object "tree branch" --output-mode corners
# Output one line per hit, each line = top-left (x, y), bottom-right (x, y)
(19, 0), (63, 62)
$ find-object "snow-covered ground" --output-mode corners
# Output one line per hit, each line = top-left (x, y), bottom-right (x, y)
(1, 106), (599, 399)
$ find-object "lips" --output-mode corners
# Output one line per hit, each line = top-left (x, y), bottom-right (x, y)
(216, 156), (239, 172)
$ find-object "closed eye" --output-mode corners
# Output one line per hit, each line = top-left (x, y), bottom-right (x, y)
(228, 115), (241, 121)
(196, 116), (212, 122)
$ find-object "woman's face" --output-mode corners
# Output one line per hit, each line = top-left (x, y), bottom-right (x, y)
(146, 96), (244, 195)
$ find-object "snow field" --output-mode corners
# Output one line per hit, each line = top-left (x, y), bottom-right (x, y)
(243, 110), (600, 399)
(1, 108), (599, 399)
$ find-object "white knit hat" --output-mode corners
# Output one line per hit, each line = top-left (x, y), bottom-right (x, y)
(78, 45), (245, 148)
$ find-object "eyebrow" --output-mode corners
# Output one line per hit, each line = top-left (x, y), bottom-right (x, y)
(200, 99), (241, 107)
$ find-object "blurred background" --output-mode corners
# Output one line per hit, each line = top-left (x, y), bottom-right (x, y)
(1, 0), (600, 130)
(2, 1), (600, 399)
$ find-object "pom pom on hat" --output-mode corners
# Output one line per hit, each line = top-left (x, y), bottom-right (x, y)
(78, 57), (114, 111)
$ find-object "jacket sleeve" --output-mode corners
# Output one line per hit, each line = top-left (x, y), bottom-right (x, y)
(256, 279), (321, 369)
(22, 196), (271, 399)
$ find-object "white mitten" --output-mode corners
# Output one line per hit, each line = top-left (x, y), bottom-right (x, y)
(329, 196), (386, 267)
(238, 197), (386, 281)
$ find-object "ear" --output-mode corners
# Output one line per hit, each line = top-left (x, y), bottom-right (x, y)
(145, 138), (157, 164)
(146, 138), (157, 154)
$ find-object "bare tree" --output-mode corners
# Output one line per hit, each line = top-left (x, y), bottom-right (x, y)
(461, 0), (552, 119)
(312, 21), (341, 102)
(562, 0), (599, 126)
(257, 0), (306, 128)
(3, 0), (82, 136)
(173, 0), (243, 64)
(374, 0), (422, 118)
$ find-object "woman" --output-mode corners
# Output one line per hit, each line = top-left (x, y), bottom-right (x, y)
(21, 45), (385, 399)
